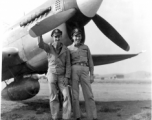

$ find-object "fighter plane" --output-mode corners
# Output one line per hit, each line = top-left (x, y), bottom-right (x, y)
(2, 0), (140, 101)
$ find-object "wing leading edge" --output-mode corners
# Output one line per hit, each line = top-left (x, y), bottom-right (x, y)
(2, 47), (27, 81)
(92, 53), (140, 66)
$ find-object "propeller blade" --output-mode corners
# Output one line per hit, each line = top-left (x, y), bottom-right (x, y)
(29, 9), (76, 37)
(92, 14), (130, 51)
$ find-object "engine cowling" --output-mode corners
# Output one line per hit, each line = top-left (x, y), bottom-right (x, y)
(2, 77), (40, 101)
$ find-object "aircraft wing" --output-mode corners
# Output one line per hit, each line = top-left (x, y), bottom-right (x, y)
(2, 47), (23, 67)
(2, 47), (26, 80)
(92, 53), (140, 66)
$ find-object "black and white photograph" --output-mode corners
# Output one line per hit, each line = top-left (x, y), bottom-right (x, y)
(1, 0), (151, 120)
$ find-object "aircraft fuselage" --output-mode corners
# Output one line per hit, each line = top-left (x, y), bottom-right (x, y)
(2, 0), (95, 80)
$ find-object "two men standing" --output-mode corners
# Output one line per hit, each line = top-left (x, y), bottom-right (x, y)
(37, 28), (97, 120)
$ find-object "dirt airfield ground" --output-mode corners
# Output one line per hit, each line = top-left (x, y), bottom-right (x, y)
(1, 79), (151, 120)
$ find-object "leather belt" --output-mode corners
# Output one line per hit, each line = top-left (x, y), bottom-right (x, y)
(73, 62), (88, 66)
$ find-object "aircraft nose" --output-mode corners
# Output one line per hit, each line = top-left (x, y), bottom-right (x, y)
(76, 0), (103, 17)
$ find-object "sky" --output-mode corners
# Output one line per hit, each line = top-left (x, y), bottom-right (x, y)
(1, 0), (152, 75)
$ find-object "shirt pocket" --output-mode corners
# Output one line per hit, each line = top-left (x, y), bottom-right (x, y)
(59, 52), (66, 64)
(71, 51), (79, 59)
(79, 49), (88, 57)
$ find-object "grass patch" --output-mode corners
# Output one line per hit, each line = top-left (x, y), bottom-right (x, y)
(127, 110), (151, 120)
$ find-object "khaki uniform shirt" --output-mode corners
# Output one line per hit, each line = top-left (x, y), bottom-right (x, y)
(68, 43), (94, 75)
(38, 40), (71, 78)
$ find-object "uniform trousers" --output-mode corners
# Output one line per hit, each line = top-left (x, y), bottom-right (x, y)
(71, 65), (97, 120)
(47, 73), (71, 119)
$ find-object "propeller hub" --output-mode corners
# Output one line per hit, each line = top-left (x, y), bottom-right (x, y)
(76, 0), (103, 17)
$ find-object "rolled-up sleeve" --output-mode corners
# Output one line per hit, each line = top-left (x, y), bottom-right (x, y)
(87, 46), (94, 75)
(65, 49), (71, 79)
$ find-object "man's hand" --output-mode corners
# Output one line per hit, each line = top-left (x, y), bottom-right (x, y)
(63, 77), (69, 86)
(68, 79), (72, 86)
(90, 75), (94, 84)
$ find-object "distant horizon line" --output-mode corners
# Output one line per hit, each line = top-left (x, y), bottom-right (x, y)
(95, 70), (152, 75)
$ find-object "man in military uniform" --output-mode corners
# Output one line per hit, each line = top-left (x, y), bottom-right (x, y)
(68, 28), (97, 120)
(37, 29), (71, 120)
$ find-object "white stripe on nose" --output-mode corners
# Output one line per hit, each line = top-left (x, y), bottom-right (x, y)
(76, 0), (103, 17)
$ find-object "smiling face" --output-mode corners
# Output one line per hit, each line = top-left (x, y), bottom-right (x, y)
(72, 33), (82, 45)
